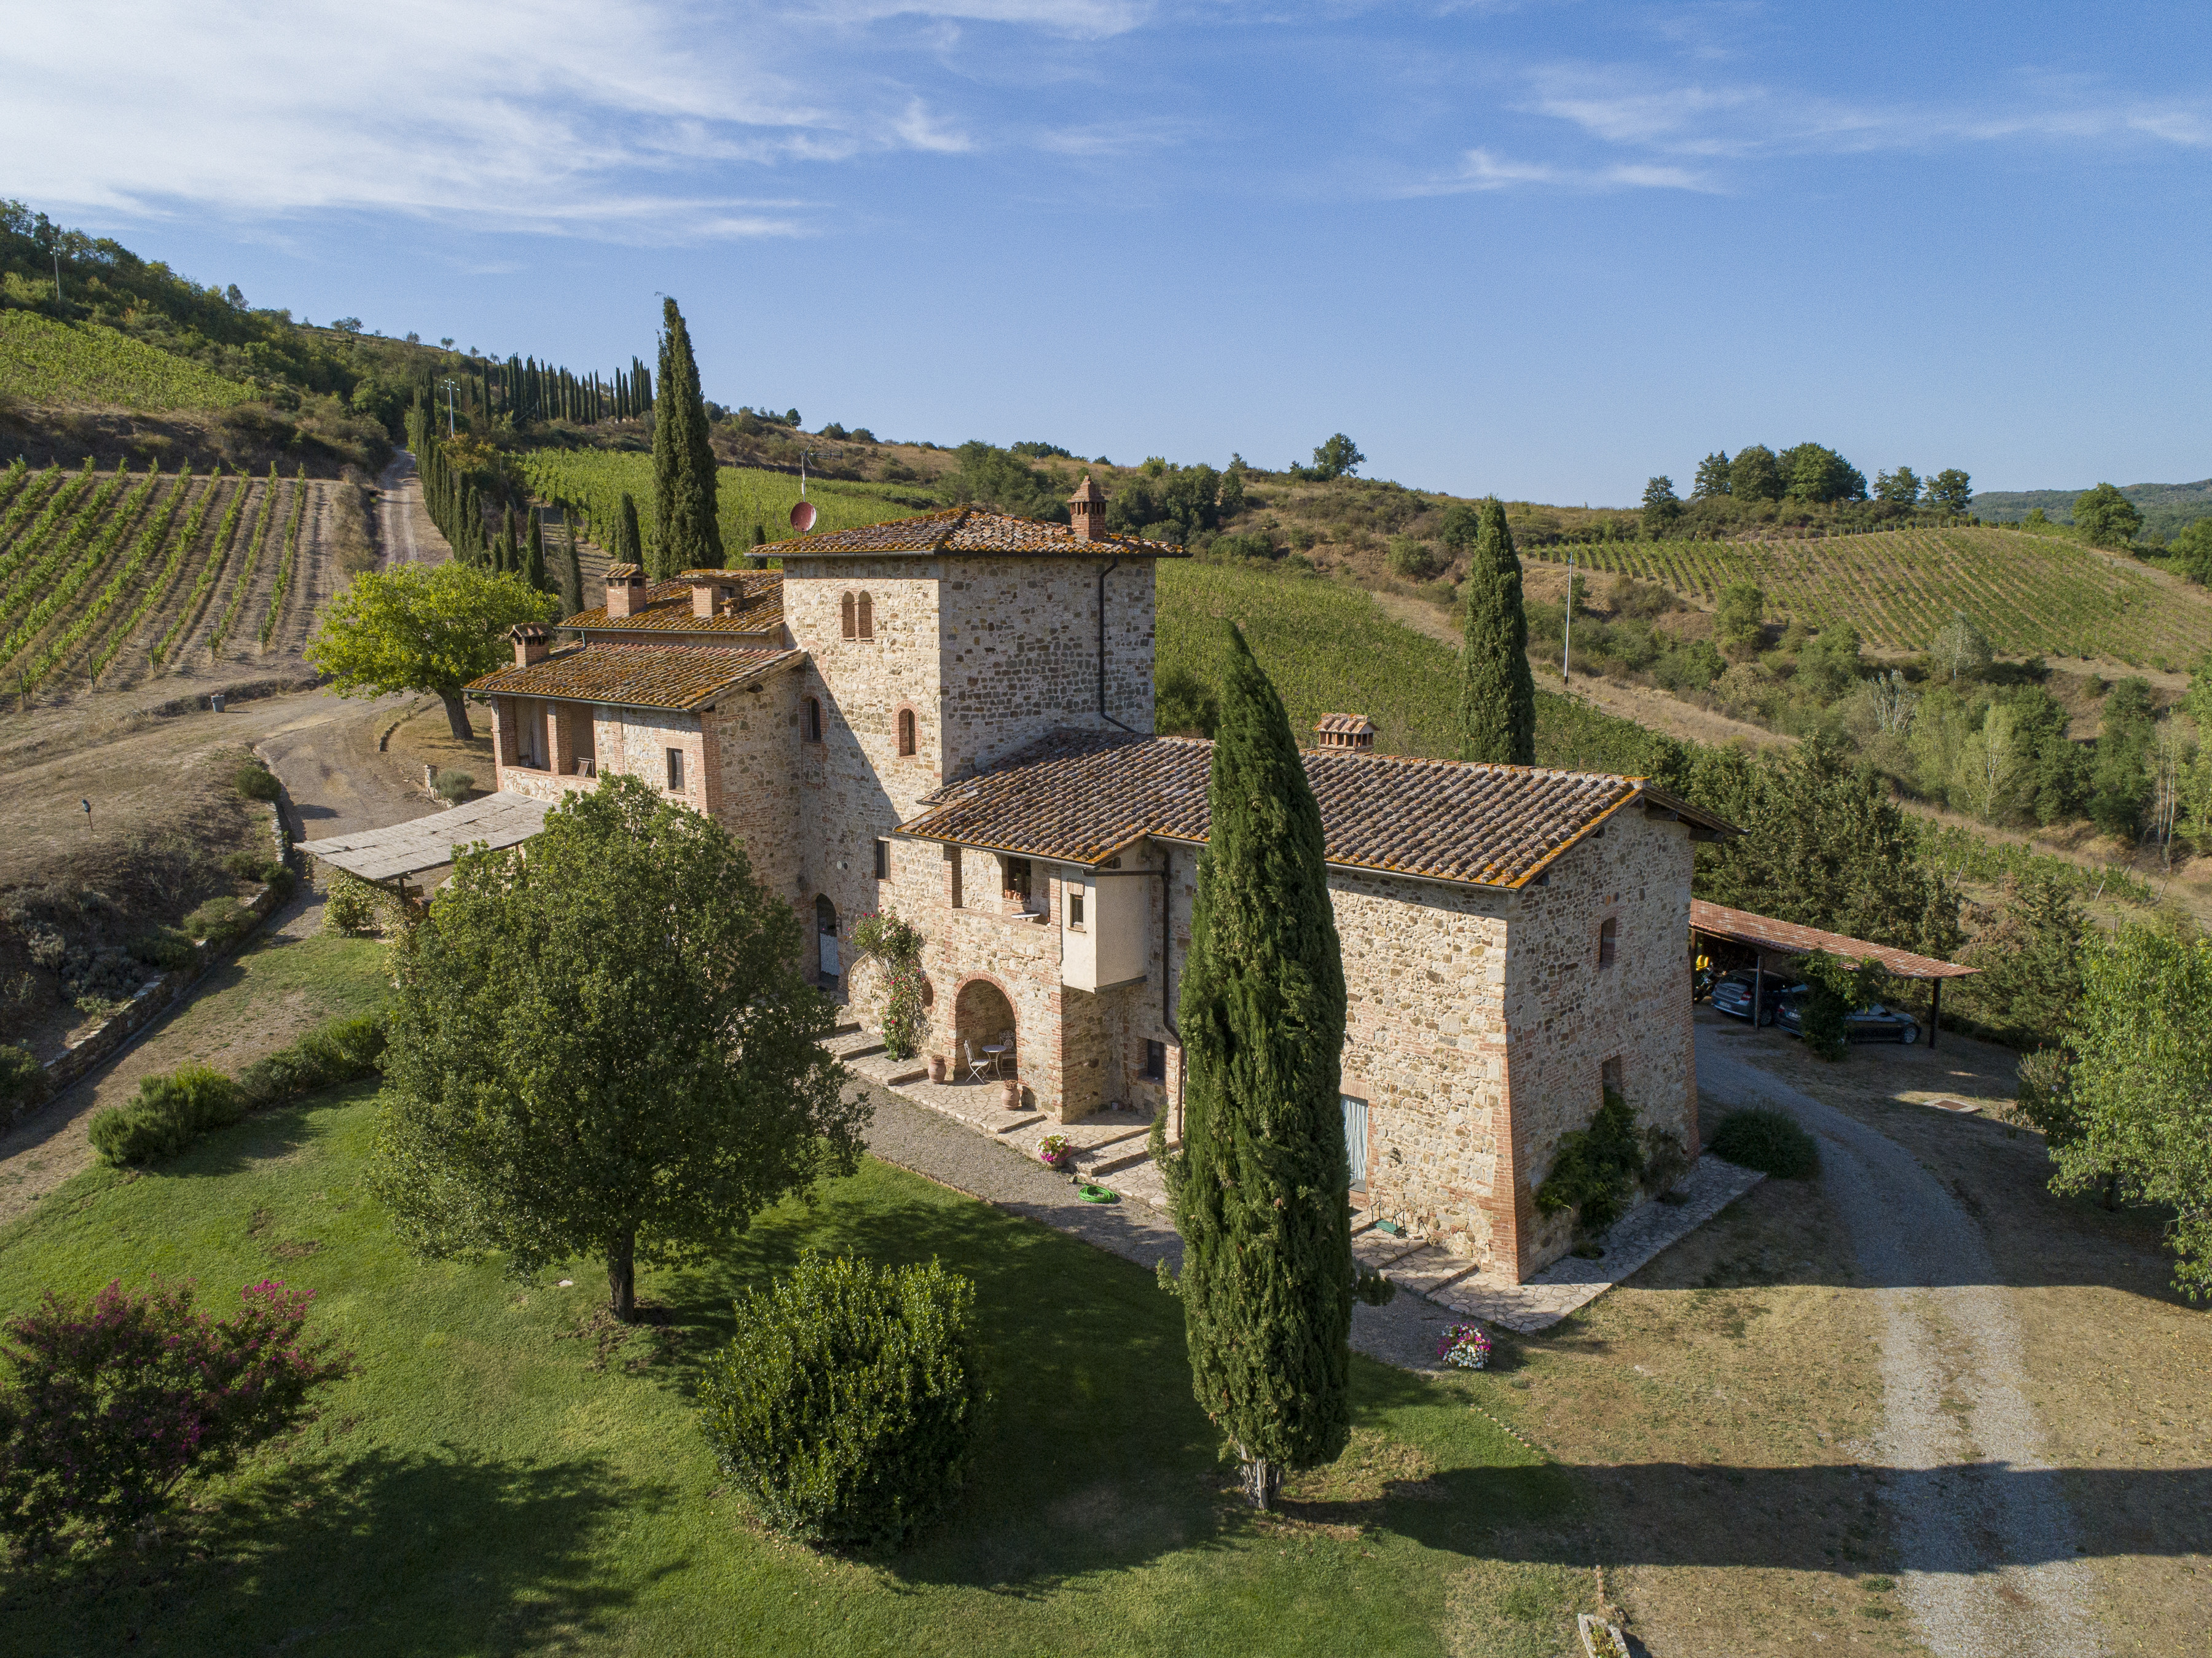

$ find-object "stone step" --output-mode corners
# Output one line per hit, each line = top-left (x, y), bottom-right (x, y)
(1084, 1146), (1156, 1177)
(994, 1112), (1048, 1134)
(832, 1020), (862, 1036)
(842, 1041), (888, 1061)
(887, 1066), (928, 1087)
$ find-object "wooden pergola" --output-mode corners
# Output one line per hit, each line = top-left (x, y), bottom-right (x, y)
(1690, 899), (1979, 1050)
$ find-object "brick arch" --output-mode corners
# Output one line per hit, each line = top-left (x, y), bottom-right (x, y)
(952, 974), (1018, 1075)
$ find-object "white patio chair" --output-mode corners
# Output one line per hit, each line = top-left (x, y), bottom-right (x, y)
(963, 1040), (990, 1084)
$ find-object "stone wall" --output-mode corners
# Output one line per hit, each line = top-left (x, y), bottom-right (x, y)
(704, 669), (804, 906)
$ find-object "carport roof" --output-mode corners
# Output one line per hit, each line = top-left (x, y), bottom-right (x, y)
(300, 792), (552, 883)
(1690, 899), (1978, 980)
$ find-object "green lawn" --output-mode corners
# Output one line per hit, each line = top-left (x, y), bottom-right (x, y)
(0, 1079), (1583, 1656)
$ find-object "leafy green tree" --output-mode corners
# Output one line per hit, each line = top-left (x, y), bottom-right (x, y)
(1924, 469), (1972, 514)
(1455, 498), (1536, 765)
(1108, 458), (1223, 542)
(1794, 950), (1888, 1061)
(374, 775), (864, 1320)
(2074, 482), (2143, 549)
(1150, 623), (1387, 1511)
(1713, 582), (1765, 652)
(944, 442), (1069, 522)
(1873, 466), (1922, 505)
(1692, 734), (1963, 961)
(1640, 476), (1682, 539)
(1955, 875), (2088, 1047)
(1155, 666), (1220, 737)
(1929, 612), (1992, 682)
(651, 297), (723, 576)
(1691, 452), (1732, 499)
(307, 562), (559, 740)
(1309, 434), (1364, 481)
(1781, 442), (1867, 504)
(1729, 444), (1783, 502)
(2090, 677), (2155, 838)
(2058, 923), (2212, 1297)
(616, 491), (642, 568)
(1794, 625), (1862, 701)
(2170, 518), (2212, 585)
(1438, 501), (1482, 552)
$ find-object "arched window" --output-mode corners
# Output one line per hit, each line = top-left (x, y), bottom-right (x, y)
(1598, 916), (1618, 969)
(856, 592), (874, 640)
(896, 706), (916, 756)
(804, 696), (823, 743)
(840, 592), (856, 639)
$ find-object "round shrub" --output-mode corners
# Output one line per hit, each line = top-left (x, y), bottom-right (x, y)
(432, 768), (476, 804)
(700, 1252), (984, 1550)
(321, 870), (382, 936)
(234, 762), (281, 802)
(88, 1064), (245, 1165)
(0, 1045), (47, 1118)
(1709, 1108), (1820, 1179)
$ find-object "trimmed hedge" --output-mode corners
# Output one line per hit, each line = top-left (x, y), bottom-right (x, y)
(700, 1252), (984, 1550)
(88, 1015), (386, 1167)
(1709, 1108), (1821, 1179)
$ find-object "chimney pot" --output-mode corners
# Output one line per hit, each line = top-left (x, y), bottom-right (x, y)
(603, 563), (646, 619)
(511, 624), (552, 667)
(1067, 475), (1108, 542)
(681, 569), (736, 619)
(1314, 713), (1375, 752)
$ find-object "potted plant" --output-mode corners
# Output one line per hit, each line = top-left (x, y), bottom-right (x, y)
(1000, 1077), (1022, 1112)
(1036, 1133), (1072, 1172)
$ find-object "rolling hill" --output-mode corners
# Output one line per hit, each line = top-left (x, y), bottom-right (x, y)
(0, 310), (256, 413)
(1974, 478), (2212, 539)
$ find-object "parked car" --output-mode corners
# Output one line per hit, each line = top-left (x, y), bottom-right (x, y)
(1707, 970), (1781, 1026)
(1774, 991), (1921, 1045)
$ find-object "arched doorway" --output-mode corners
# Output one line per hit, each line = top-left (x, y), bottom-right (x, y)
(815, 894), (840, 993)
(953, 978), (1016, 1081)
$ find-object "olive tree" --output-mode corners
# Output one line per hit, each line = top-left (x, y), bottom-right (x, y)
(372, 775), (866, 1319)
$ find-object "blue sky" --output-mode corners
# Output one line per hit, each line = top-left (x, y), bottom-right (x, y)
(6, 1), (2208, 502)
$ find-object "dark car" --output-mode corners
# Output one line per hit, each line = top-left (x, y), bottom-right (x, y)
(1707, 970), (1781, 1026)
(1775, 990), (1921, 1045)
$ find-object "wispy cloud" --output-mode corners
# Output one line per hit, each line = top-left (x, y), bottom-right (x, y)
(1430, 146), (1717, 194)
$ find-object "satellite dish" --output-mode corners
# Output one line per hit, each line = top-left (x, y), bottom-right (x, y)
(790, 500), (817, 532)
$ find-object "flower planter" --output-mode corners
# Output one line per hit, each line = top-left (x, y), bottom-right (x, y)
(1577, 1613), (1630, 1658)
(927, 1055), (945, 1084)
(1001, 1077), (1022, 1112)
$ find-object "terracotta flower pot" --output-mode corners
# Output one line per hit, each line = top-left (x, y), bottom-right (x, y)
(927, 1055), (945, 1084)
(1001, 1077), (1022, 1111)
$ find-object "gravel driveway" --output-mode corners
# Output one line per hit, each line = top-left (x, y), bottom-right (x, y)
(1697, 1033), (2100, 1657)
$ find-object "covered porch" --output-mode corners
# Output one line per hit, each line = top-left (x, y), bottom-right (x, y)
(1690, 898), (1979, 1048)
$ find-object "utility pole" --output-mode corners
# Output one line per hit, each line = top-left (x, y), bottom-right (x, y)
(52, 249), (61, 306)
(439, 378), (458, 439)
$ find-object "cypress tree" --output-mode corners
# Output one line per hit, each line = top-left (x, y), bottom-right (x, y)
(1456, 496), (1537, 765)
(616, 491), (643, 569)
(1151, 622), (1389, 1512)
(651, 296), (723, 576)
(560, 515), (584, 614)
(524, 510), (547, 591)
(495, 509), (517, 574)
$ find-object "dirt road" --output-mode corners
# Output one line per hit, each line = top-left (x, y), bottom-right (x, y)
(376, 451), (444, 568)
(1695, 1027), (2097, 1657)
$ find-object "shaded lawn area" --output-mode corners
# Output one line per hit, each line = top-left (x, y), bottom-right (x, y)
(0, 1087), (1583, 1657)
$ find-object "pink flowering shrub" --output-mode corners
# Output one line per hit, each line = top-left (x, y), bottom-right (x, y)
(0, 1278), (355, 1549)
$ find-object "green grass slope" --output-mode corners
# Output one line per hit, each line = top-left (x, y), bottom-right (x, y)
(0, 939), (1577, 1655)
(0, 308), (256, 413)
(1526, 525), (2212, 668)
(1158, 558), (1684, 778)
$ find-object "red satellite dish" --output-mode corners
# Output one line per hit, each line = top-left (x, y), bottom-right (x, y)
(790, 500), (817, 532)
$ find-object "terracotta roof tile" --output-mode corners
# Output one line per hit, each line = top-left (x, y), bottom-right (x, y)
(468, 642), (798, 712)
(898, 729), (1734, 889)
(777, 506), (1185, 558)
(564, 574), (784, 636)
(1689, 900), (1975, 979)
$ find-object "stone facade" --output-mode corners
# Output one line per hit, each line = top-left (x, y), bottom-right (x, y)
(476, 524), (1702, 1286)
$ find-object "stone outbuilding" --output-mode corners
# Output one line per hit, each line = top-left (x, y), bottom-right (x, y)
(467, 483), (1733, 1283)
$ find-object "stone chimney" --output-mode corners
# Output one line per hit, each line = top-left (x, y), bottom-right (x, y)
(682, 569), (738, 620)
(1314, 713), (1376, 752)
(1067, 475), (1108, 542)
(511, 623), (552, 667)
(603, 563), (646, 619)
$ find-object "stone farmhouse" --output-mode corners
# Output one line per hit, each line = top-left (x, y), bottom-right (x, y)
(468, 484), (1733, 1283)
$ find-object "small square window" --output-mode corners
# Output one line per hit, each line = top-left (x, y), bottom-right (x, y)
(874, 839), (889, 880)
(1143, 1040), (1166, 1082)
(666, 748), (685, 792)
(1069, 890), (1086, 929)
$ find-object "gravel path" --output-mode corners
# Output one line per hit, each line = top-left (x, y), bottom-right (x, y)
(1697, 1034), (2100, 1657)
(849, 1074), (1465, 1373)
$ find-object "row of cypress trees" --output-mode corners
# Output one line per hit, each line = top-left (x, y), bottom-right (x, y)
(402, 397), (580, 609)
(453, 354), (653, 430)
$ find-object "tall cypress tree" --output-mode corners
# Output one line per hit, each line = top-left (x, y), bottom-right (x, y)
(651, 297), (723, 577)
(1152, 622), (1389, 1512)
(524, 510), (547, 592)
(1456, 497), (1537, 765)
(560, 515), (584, 614)
(616, 492), (643, 569)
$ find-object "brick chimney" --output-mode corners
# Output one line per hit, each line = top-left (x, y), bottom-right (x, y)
(510, 623), (552, 667)
(682, 569), (738, 619)
(1067, 475), (1107, 542)
(603, 563), (646, 619)
(1314, 713), (1376, 752)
